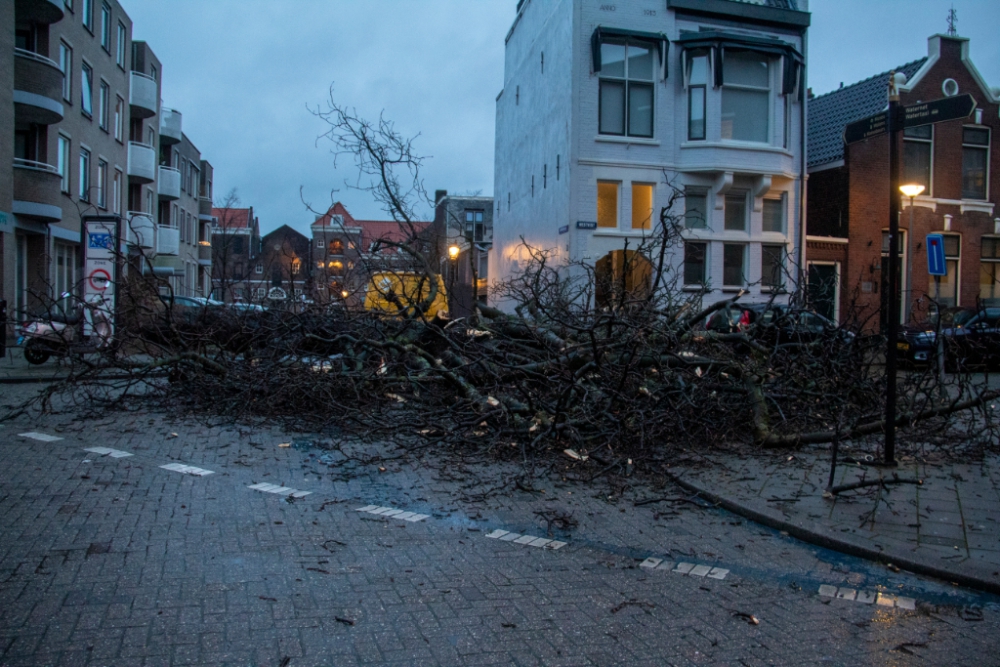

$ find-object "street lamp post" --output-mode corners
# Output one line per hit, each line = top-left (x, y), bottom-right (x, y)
(900, 184), (925, 323)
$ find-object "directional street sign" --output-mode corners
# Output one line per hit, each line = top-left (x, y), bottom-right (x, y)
(844, 111), (888, 144)
(926, 234), (947, 276)
(844, 94), (977, 144)
(903, 94), (976, 129)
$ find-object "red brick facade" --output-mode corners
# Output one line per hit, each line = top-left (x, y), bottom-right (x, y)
(808, 35), (999, 331)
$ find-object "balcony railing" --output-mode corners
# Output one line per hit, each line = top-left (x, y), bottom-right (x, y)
(129, 71), (158, 119)
(198, 242), (212, 264)
(159, 107), (182, 144)
(158, 165), (180, 200)
(127, 212), (155, 249)
(13, 48), (64, 125)
(156, 225), (180, 256)
(127, 142), (156, 183)
(17, 0), (64, 25)
(12, 158), (62, 222)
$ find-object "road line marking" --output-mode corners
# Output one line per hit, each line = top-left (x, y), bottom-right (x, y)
(674, 562), (695, 574)
(527, 537), (552, 548)
(707, 567), (729, 580)
(249, 484), (311, 497)
(545, 540), (567, 550)
(356, 505), (428, 522)
(160, 463), (214, 476)
(689, 564), (713, 577)
(83, 447), (133, 458)
(19, 432), (62, 442)
(485, 529), (510, 539)
(640, 557), (662, 569)
(819, 586), (913, 609)
(498, 532), (520, 541)
(512, 535), (537, 544)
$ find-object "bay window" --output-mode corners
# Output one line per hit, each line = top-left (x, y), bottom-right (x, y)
(721, 51), (770, 142)
(687, 53), (708, 140)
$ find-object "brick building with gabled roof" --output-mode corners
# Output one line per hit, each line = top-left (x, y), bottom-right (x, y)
(209, 206), (260, 302)
(806, 33), (999, 330)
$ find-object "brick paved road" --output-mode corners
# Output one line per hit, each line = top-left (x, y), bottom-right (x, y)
(0, 385), (998, 666)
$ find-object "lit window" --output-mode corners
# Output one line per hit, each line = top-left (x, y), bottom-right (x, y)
(903, 125), (932, 193)
(723, 244), (746, 287)
(598, 41), (653, 138)
(761, 244), (785, 290)
(980, 237), (1000, 307)
(762, 198), (784, 233)
(721, 51), (770, 143)
(687, 53), (708, 140)
(684, 189), (707, 230)
(631, 183), (653, 230)
(597, 181), (619, 228)
(328, 239), (344, 255)
(724, 191), (748, 231)
(962, 127), (989, 200)
(291, 259), (301, 274)
(684, 241), (707, 286)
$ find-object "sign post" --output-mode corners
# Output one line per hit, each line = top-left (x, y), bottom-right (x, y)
(82, 215), (122, 343)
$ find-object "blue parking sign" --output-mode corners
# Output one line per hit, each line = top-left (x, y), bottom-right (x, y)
(926, 234), (946, 276)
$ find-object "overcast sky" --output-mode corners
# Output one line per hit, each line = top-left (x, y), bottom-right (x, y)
(124, 0), (1000, 236)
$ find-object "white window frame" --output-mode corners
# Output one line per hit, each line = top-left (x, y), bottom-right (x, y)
(98, 80), (109, 131)
(722, 242), (747, 289)
(686, 52), (708, 141)
(903, 125), (933, 196)
(59, 42), (72, 103)
(597, 40), (655, 138)
(81, 0), (93, 32)
(721, 51), (772, 144)
(760, 243), (786, 292)
(100, 2), (111, 51)
(597, 180), (620, 229)
(255, 263), (263, 275)
(114, 95), (124, 142)
(724, 190), (749, 232)
(761, 196), (785, 234)
(96, 158), (107, 208)
(806, 260), (841, 322)
(962, 126), (990, 201)
(80, 61), (93, 117)
(631, 183), (654, 230)
(112, 168), (122, 214)
(683, 240), (708, 288)
(116, 21), (126, 69)
(58, 134), (71, 193)
(78, 146), (90, 201)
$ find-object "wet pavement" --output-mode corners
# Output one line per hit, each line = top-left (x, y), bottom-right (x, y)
(0, 383), (998, 665)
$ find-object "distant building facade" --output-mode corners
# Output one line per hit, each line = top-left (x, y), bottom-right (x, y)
(806, 33), (999, 328)
(251, 224), (312, 306)
(210, 206), (259, 303)
(433, 190), (493, 317)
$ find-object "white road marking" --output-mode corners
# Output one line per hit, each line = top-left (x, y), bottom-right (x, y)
(83, 447), (133, 458)
(160, 463), (214, 476)
(19, 432), (62, 442)
(674, 562), (696, 574)
(819, 586), (914, 609)
(689, 564), (713, 577)
(640, 557), (662, 569)
(355, 505), (427, 522)
(248, 483), (311, 497)
(484, 530), (565, 549)
(706, 567), (729, 580)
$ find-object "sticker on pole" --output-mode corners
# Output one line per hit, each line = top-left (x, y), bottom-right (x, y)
(88, 268), (111, 291)
(926, 234), (946, 276)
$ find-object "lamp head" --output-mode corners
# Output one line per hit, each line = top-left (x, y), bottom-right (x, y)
(448, 245), (460, 260)
(899, 183), (925, 198)
(341, 290), (349, 299)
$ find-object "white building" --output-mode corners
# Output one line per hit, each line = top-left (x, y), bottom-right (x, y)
(492, 0), (809, 308)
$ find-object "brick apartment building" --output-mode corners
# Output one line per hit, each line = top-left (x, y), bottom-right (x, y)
(433, 190), (493, 317)
(1, 0), (216, 338)
(248, 224), (311, 306)
(807, 33), (999, 328)
(209, 205), (259, 303)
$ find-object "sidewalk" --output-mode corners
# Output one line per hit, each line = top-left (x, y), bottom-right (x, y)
(0, 346), (74, 383)
(671, 447), (1000, 595)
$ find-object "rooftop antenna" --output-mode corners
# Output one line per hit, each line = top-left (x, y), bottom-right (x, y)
(946, 5), (957, 36)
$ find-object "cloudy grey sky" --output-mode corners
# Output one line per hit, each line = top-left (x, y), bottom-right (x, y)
(124, 0), (999, 235)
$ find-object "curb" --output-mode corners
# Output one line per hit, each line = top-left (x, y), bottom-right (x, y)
(0, 372), (165, 384)
(668, 471), (1000, 597)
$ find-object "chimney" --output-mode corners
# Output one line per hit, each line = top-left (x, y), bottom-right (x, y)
(435, 190), (447, 205)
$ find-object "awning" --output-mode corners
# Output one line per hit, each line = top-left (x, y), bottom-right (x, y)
(676, 30), (803, 95)
(591, 26), (669, 80)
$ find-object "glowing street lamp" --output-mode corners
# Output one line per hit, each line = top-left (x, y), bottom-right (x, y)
(899, 183), (926, 323)
(448, 244), (460, 260)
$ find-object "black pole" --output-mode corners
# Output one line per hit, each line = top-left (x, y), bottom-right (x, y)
(884, 74), (901, 467)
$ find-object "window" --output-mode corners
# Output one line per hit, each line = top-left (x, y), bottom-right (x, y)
(113, 169), (122, 213)
(114, 95), (124, 141)
(598, 41), (653, 137)
(116, 22), (126, 68)
(98, 81), (109, 130)
(58, 135), (70, 193)
(97, 159), (107, 208)
(55, 243), (76, 297)
(316, 239), (324, 249)
(762, 198), (784, 233)
(292, 259), (301, 275)
(79, 148), (90, 200)
(684, 189), (707, 229)
(721, 51), (770, 142)
(65, 0), (73, 10)
(631, 183), (653, 230)
(963, 127), (989, 200)
(59, 43), (72, 102)
(81, 63), (93, 116)
(723, 244), (746, 287)
(597, 181), (619, 228)
(150, 64), (157, 81)
(687, 53), (708, 140)
(100, 3), (111, 51)
(724, 191), (748, 231)
(145, 188), (153, 215)
(82, 0), (93, 31)
(255, 263), (263, 275)
(684, 242), (707, 286)
(147, 126), (155, 147)
(465, 210), (485, 241)
(980, 237), (1000, 306)
(329, 260), (344, 276)
(903, 125), (932, 193)
(761, 244), (785, 290)
(934, 234), (962, 306)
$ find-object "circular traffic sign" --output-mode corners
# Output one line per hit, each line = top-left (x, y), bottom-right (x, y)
(88, 268), (111, 291)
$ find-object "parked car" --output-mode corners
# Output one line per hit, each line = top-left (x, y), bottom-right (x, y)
(898, 306), (1000, 370)
(704, 302), (855, 349)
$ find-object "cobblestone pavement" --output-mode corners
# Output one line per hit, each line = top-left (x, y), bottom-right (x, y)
(0, 385), (998, 666)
